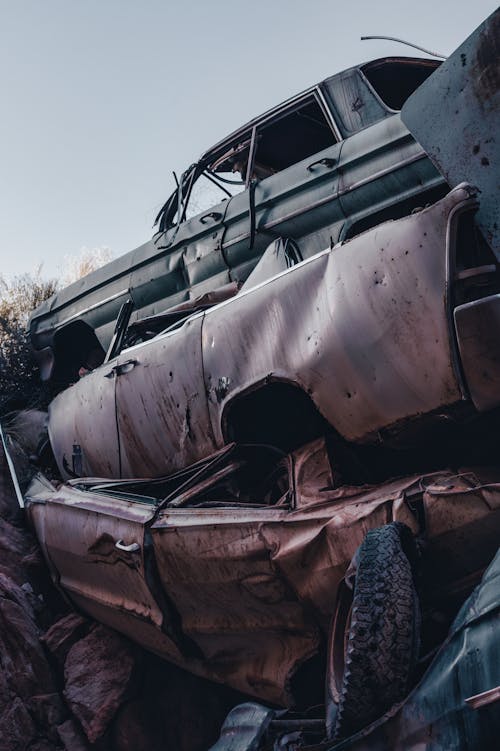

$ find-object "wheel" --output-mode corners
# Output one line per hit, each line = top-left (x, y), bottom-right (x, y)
(325, 522), (420, 740)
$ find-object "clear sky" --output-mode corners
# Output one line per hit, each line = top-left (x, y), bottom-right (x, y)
(0, 0), (497, 281)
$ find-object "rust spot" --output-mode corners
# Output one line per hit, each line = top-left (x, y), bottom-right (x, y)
(473, 12), (500, 105)
(185, 405), (193, 440)
(215, 376), (231, 403)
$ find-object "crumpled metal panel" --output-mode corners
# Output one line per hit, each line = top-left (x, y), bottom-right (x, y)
(401, 9), (500, 258)
(27, 486), (158, 618)
(147, 439), (499, 702)
(48, 358), (119, 478)
(151, 505), (321, 705)
(204, 185), (470, 447)
(49, 186), (475, 481)
(26, 439), (500, 707)
(115, 314), (217, 478)
(49, 313), (218, 480)
(25, 478), (186, 666)
(261, 442), (500, 627)
(328, 548), (500, 750)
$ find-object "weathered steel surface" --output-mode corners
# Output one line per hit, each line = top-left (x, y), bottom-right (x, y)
(48, 186), (476, 481)
(207, 703), (276, 751)
(26, 437), (500, 705)
(328, 548), (500, 750)
(48, 356), (119, 478)
(203, 185), (470, 446)
(49, 314), (218, 479)
(114, 314), (217, 478)
(151, 504), (320, 704)
(401, 8), (500, 257)
(454, 293), (500, 411)
(26, 476), (192, 669)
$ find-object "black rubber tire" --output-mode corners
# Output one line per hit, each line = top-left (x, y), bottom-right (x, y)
(326, 522), (420, 740)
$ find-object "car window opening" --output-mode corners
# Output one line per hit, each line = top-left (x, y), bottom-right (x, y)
(123, 282), (240, 349)
(254, 98), (336, 173)
(362, 58), (441, 111)
(52, 321), (105, 386)
(78, 445), (290, 509)
(213, 97), (336, 184)
(166, 95), (338, 227)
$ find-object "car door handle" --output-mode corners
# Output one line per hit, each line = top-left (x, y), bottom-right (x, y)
(200, 211), (222, 224)
(104, 359), (139, 378)
(115, 540), (140, 553)
(307, 157), (336, 172)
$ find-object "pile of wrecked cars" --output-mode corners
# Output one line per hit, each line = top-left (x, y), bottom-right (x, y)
(21, 10), (499, 749)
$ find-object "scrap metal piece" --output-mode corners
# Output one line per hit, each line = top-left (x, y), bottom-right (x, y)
(401, 8), (500, 257)
(208, 703), (276, 751)
(465, 685), (500, 710)
(454, 293), (500, 411)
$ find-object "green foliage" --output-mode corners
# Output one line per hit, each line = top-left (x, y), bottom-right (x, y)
(0, 271), (58, 414)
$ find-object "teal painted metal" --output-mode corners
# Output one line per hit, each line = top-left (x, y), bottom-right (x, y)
(402, 9), (500, 259)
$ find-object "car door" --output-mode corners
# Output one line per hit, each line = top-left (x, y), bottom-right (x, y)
(27, 478), (186, 663)
(222, 92), (345, 270)
(48, 355), (121, 480)
(150, 501), (320, 703)
(113, 312), (218, 479)
(336, 113), (444, 240)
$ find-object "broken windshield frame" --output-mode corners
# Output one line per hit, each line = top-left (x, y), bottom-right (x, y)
(154, 88), (337, 236)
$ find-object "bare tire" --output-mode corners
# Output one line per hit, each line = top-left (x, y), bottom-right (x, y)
(326, 522), (420, 740)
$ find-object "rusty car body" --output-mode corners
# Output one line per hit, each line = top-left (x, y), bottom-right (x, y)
(25, 436), (500, 706)
(47, 183), (500, 482)
(29, 55), (447, 385)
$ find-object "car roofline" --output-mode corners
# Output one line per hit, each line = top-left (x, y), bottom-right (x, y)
(197, 56), (436, 162)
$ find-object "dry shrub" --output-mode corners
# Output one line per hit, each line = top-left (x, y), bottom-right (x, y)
(62, 246), (113, 286)
(0, 270), (58, 413)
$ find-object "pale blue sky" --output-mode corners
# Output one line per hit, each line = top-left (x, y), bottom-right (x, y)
(0, 0), (497, 280)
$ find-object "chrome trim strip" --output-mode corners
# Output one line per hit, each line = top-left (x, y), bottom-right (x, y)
(336, 149), (427, 195)
(38, 288), (130, 332)
(316, 86), (343, 142)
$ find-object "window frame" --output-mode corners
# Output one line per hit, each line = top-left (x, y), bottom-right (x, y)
(359, 57), (441, 115)
(162, 87), (342, 229)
